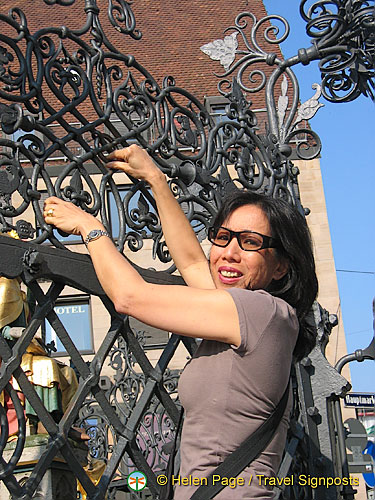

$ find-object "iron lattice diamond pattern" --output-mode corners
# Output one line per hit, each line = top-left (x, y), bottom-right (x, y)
(0, 0), (374, 499)
(0, 237), (195, 499)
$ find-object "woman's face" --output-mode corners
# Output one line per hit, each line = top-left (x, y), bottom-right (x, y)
(209, 204), (288, 290)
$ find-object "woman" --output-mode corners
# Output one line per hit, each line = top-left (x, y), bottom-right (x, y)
(43, 145), (318, 499)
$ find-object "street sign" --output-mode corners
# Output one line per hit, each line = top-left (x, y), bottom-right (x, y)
(344, 393), (375, 408)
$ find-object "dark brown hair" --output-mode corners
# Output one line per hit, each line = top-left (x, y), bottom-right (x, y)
(211, 191), (318, 360)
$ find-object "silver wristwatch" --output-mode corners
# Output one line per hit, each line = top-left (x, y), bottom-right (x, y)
(83, 229), (110, 246)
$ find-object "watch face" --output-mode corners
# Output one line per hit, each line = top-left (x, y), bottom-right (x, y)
(85, 229), (108, 245)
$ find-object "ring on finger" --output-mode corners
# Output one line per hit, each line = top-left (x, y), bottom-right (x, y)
(46, 208), (54, 217)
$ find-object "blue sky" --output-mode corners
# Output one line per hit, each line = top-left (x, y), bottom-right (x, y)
(263, 1), (375, 391)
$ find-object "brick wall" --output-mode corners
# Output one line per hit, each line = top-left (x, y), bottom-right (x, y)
(0, 0), (284, 113)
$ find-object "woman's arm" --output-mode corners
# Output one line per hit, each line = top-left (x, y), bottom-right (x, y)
(106, 146), (214, 289)
(43, 198), (240, 345)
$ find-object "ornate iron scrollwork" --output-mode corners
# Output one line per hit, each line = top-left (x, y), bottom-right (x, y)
(0, 1), (374, 499)
(0, 0), (328, 263)
(76, 329), (182, 478)
(300, 0), (375, 102)
(200, 11), (322, 161)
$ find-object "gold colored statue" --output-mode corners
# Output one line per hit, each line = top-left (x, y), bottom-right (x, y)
(0, 275), (85, 440)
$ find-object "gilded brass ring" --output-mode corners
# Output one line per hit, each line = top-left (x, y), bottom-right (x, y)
(47, 208), (54, 217)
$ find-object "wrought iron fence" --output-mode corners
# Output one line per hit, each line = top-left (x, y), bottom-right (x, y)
(0, 0), (374, 499)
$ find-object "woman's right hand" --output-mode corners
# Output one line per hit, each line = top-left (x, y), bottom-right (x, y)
(106, 145), (213, 290)
(106, 145), (162, 184)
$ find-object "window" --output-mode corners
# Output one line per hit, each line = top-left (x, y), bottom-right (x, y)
(204, 96), (238, 146)
(211, 103), (230, 125)
(104, 112), (156, 147)
(107, 184), (209, 254)
(107, 185), (158, 240)
(12, 128), (33, 151)
(129, 317), (169, 350)
(37, 191), (83, 244)
(45, 296), (94, 356)
(204, 96), (231, 125)
(1, 109), (42, 163)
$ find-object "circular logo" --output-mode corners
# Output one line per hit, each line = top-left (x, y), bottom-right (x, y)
(127, 471), (147, 492)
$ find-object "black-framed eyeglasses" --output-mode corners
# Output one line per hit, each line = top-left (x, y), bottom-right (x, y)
(208, 226), (280, 252)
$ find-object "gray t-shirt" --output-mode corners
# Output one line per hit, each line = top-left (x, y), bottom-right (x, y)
(176, 288), (299, 499)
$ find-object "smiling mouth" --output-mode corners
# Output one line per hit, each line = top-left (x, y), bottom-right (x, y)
(219, 270), (243, 278)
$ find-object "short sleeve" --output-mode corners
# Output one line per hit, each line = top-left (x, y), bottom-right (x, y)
(225, 288), (297, 354)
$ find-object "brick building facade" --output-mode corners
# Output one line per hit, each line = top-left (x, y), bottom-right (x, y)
(1, 0), (365, 497)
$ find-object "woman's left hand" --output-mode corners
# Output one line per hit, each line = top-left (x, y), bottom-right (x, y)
(43, 197), (99, 236)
